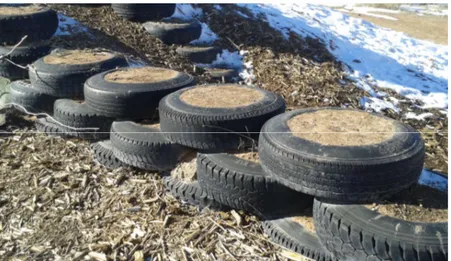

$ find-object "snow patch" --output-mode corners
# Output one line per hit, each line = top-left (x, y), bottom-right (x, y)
(190, 23), (219, 45)
(213, 5), (223, 11)
(171, 4), (203, 20)
(54, 14), (88, 36)
(400, 4), (448, 16)
(419, 169), (448, 192)
(360, 96), (399, 113)
(338, 6), (399, 21)
(240, 4), (448, 112)
(404, 112), (434, 121)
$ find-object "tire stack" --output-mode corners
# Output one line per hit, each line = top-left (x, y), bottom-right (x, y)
(36, 65), (194, 140)
(257, 107), (447, 261)
(0, 4), (58, 80)
(0, 5), (59, 112)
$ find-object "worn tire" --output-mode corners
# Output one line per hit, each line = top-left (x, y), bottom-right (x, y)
(206, 68), (239, 82)
(0, 43), (51, 80)
(0, 6), (58, 44)
(313, 195), (448, 261)
(159, 84), (286, 151)
(143, 18), (202, 45)
(35, 117), (68, 137)
(259, 107), (425, 203)
(53, 99), (113, 140)
(112, 4), (175, 22)
(163, 176), (225, 209)
(29, 49), (128, 99)
(91, 140), (130, 169)
(262, 216), (338, 261)
(110, 121), (184, 171)
(84, 67), (195, 119)
(176, 46), (221, 63)
(9, 80), (57, 113)
(197, 152), (311, 217)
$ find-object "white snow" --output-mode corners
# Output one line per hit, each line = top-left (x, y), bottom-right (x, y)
(171, 4), (203, 20)
(419, 169), (448, 192)
(213, 5), (223, 11)
(404, 112), (434, 121)
(190, 23), (219, 45)
(400, 4), (448, 16)
(360, 96), (400, 113)
(239, 4), (448, 113)
(337, 6), (399, 21)
(54, 14), (88, 36)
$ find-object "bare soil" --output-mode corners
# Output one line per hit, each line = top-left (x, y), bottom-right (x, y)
(180, 85), (264, 108)
(104, 67), (179, 84)
(366, 184), (447, 223)
(287, 110), (395, 146)
(170, 151), (198, 183)
(291, 207), (315, 234)
(0, 5), (42, 15)
(233, 151), (259, 163)
(43, 50), (114, 65)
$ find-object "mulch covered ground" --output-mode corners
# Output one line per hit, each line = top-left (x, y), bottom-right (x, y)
(0, 4), (447, 261)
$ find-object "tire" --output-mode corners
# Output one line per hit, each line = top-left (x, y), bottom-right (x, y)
(205, 68), (239, 81)
(313, 196), (448, 261)
(259, 107), (425, 203)
(90, 140), (130, 169)
(196, 152), (311, 217)
(110, 121), (184, 171)
(262, 216), (338, 261)
(29, 49), (128, 99)
(53, 99), (113, 140)
(0, 6), (58, 44)
(9, 80), (57, 113)
(0, 43), (51, 80)
(35, 117), (69, 137)
(163, 176), (224, 209)
(112, 4), (175, 22)
(159, 84), (286, 151)
(143, 18), (202, 45)
(84, 67), (195, 119)
(176, 46), (221, 63)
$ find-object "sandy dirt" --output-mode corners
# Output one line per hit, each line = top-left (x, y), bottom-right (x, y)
(287, 109), (395, 146)
(104, 67), (179, 84)
(43, 50), (114, 65)
(180, 85), (264, 108)
(0, 5), (42, 15)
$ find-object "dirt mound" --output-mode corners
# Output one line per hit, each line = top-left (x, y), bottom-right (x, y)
(170, 151), (197, 183)
(288, 110), (395, 146)
(0, 5), (42, 15)
(180, 85), (263, 108)
(233, 151), (259, 163)
(291, 207), (315, 234)
(43, 50), (114, 65)
(104, 67), (179, 84)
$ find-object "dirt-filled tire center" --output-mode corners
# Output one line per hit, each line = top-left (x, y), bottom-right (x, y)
(0, 3), (447, 261)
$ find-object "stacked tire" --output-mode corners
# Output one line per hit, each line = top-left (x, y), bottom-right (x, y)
(0, 5), (58, 80)
(256, 107), (447, 261)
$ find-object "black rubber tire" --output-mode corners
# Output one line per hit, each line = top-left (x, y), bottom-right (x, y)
(176, 46), (221, 63)
(9, 80), (57, 114)
(313, 196), (448, 261)
(84, 67), (195, 119)
(35, 117), (69, 137)
(206, 68), (239, 81)
(0, 6), (58, 44)
(112, 4), (176, 22)
(90, 140), (130, 169)
(53, 99), (113, 140)
(259, 107), (425, 203)
(163, 176), (224, 209)
(262, 216), (338, 261)
(0, 43), (51, 80)
(29, 49), (128, 99)
(143, 18), (202, 45)
(159, 84), (286, 151)
(197, 152), (311, 217)
(110, 121), (184, 171)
